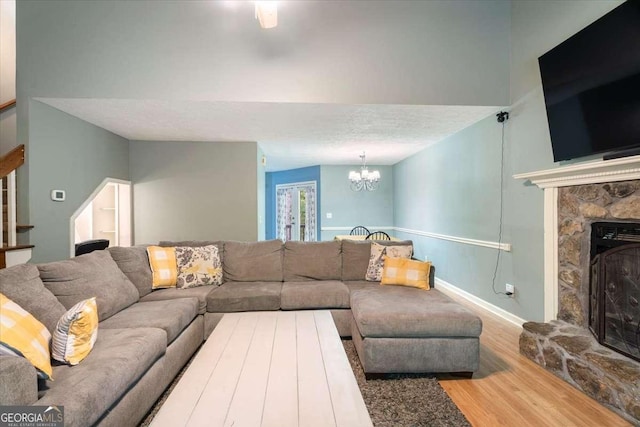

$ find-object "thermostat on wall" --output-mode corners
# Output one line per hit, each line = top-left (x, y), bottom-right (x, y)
(51, 190), (66, 202)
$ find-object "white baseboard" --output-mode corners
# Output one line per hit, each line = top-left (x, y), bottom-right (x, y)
(434, 277), (526, 328)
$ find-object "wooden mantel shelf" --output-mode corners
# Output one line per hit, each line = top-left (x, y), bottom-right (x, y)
(513, 155), (640, 189)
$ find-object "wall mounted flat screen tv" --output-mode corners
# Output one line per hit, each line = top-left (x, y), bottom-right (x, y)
(539, 0), (640, 162)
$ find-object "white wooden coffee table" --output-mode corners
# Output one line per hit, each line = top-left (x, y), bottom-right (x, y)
(151, 310), (372, 427)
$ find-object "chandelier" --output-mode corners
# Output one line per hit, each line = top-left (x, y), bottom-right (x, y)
(349, 152), (380, 192)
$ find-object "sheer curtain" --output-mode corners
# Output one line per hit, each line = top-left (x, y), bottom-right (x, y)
(276, 187), (292, 241)
(301, 184), (316, 242)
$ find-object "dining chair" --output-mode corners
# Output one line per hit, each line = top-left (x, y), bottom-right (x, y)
(350, 226), (370, 236)
(365, 231), (391, 241)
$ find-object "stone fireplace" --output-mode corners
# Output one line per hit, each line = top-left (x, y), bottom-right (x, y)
(514, 158), (640, 425)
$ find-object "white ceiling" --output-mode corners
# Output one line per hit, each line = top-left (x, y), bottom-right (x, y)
(36, 98), (498, 171)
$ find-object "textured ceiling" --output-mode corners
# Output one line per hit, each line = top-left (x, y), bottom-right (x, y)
(36, 98), (498, 171)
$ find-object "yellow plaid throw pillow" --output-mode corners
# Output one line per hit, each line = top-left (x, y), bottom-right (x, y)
(52, 297), (99, 365)
(147, 246), (178, 289)
(0, 293), (53, 380)
(380, 257), (431, 290)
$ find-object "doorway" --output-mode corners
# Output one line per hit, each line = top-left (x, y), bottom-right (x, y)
(70, 178), (131, 256)
(275, 181), (317, 242)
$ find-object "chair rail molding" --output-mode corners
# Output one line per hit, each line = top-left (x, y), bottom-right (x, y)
(513, 155), (640, 322)
(394, 227), (511, 252)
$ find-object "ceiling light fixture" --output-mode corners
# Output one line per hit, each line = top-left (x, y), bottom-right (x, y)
(255, 1), (278, 29)
(349, 152), (380, 192)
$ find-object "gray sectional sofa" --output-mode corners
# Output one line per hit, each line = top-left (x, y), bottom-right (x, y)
(0, 239), (482, 427)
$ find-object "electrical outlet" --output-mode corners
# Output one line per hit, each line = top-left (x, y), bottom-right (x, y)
(506, 283), (515, 296)
(424, 256), (429, 262)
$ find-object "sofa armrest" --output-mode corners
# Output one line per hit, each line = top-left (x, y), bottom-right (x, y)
(0, 355), (38, 405)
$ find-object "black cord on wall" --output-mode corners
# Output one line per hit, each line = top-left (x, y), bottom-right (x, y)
(491, 111), (509, 296)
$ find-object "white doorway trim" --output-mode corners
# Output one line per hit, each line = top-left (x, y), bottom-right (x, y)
(69, 177), (131, 258)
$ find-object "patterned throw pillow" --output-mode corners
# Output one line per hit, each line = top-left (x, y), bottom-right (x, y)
(175, 245), (223, 289)
(365, 242), (413, 281)
(381, 257), (432, 290)
(147, 246), (178, 289)
(0, 293), (53, 380)
(52, 297), (99, 365)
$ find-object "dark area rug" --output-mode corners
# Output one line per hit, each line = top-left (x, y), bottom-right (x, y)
(342, 339), (470, 427)
(140, 340), (470, 427)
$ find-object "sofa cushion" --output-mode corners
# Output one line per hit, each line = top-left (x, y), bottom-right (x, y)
(341, 240), (413, 281)
(381, 258), (432, 290)
(0, 294), (53, 380)
(224, 240), (283, 282)
(283, 241), (342, 281)
(51, 297), (99, 366)
(38, 251), (139, 321)
(159, 240), (224, 267)
(206, 282), (282, 312)
(99, 298), (198, 344)
(175, 245), (223, 288)
(37, 327), (166, 427)
(139, 285), (217, 315)
(344, 280), (379, 295)
(147, 246), (178, 289)
(108, 246), (153, 298)
(0, 263), (66, 334)
(365, 242), (413, 281)
(280, 281), (350, 310)
(350, 286), (482, 338)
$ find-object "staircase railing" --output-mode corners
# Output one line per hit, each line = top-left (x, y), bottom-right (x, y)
(1, 144), (24, 249)
(0, 143), (34, 268)
(0, 99), (16, 112)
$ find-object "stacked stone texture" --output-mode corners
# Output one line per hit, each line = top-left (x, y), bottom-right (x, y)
(521, 321), (640, 424)
(519, 180), (640, 425)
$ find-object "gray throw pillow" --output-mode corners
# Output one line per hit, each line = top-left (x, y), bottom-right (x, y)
(38, 251), (139, 321)
(0, 264), (67, 334)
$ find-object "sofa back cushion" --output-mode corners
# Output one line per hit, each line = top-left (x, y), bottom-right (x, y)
(341, 239), (414, 281)
(0, 264), (67, 335)
(108, 246), (153, 297)
(224, 240), (283, 282)
(38, 251), (139, 321)
(283, 241), (342, 281)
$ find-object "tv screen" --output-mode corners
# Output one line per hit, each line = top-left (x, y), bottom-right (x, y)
(539, 0), (640, 162)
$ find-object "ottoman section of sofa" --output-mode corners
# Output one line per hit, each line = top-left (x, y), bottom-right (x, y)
(206, 281), (282, 312)
(280, 281), (350, 310)
(99, 298), (199, 344)
(350, 286), (482, 375)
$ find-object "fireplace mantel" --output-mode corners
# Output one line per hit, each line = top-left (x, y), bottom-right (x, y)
(514, 155), (640, 188)
(514, 155), (640, 322)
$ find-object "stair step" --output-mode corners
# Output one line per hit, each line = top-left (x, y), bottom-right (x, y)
(0, 245), (34, 269)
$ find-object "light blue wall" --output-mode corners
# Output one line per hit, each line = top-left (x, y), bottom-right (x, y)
(320, 165), (394, 241)
(28, 101), (129, 262)
(265, 166), (321, 240)
(393, 114), (543, 321)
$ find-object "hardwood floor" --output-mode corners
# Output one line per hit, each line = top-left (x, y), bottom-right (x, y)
(438, 295), (633, 427)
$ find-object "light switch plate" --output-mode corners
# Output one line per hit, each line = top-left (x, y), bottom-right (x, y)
(326, 213), (332, 219)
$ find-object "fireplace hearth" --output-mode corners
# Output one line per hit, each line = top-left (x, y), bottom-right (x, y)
(519, 180), (640, 424)
(589, 222), (640, 362)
